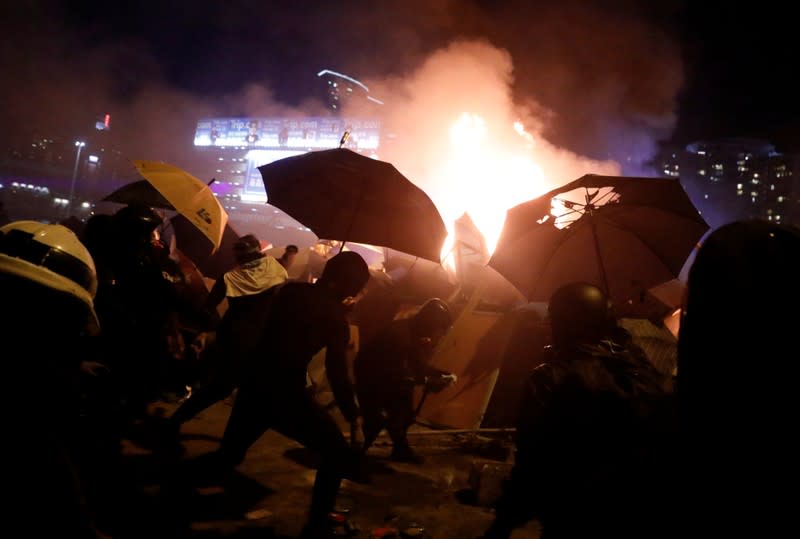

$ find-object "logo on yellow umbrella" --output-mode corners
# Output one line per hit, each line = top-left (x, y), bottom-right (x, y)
(196, 208), (213, 225)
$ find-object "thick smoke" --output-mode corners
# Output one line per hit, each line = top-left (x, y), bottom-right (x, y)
(1, 0), (683, 177)
(357, 40), (621, 196)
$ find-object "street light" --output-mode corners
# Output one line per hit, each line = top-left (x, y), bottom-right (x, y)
(68, 141), (85, 217)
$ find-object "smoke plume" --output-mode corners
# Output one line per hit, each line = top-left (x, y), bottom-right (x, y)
(1, 0), (683, 186)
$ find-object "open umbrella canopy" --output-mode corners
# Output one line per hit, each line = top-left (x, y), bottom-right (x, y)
(170, 214), (240, 280)
(101, 179), (174, 209)
(104, 160), (228, 251)
(618, 317), (678, 377)
(257, 148), (447, 263)
(488, 174), (709, 307)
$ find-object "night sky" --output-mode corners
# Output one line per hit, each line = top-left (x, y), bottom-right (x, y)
(674, 2), (800, 149)
(2, 0), (798, 162)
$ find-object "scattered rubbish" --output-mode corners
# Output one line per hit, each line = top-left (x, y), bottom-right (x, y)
(328, 512), (361, 536)
(335, 494), (355, 514)
(329, 512), (348, 524)
(244, 508), (272, 520)
(468, 459), (513, 507)
(400, 523), (425, 537)
(343, 520), (361, 535)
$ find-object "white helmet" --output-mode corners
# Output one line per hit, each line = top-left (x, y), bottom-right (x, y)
(0, 220), (99, 333)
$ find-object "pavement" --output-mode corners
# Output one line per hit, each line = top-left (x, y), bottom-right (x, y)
(94, 397), (541, 538)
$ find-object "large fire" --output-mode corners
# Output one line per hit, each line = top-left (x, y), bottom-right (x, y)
(437, 112), (546, 264)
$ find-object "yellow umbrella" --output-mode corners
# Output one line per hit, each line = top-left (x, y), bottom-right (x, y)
(132, 160), (228, 251)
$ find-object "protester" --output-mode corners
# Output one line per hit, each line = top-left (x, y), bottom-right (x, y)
(194, 251), (371, 537)
(677, 220), (800, 537)
(278, 243), (299, 271)
(90, 203), (188, 420)
(165, 233), (287, 435)
(479, 282), (674, 539)
(355, 297), (455, 463)
(1, 220), (105, 537)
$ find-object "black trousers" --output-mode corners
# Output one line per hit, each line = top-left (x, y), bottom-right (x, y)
(169, 333), (241, 426)
(358, 382), (415, 454)
(215, 382), (354, 523)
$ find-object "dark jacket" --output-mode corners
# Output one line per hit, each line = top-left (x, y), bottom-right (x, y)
(244, 281), (360, 421)
(492, 338), (675, 538)
(354, 318), (431, 386)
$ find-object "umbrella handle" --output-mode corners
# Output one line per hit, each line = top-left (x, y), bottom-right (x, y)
(414, 386), (430, 419)
(340, 178), (368, 254)
(589, 210), (610, 297)
(339, 130), (350, 148)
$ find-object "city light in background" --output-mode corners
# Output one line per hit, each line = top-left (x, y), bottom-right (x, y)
(67, 140), (86, 217)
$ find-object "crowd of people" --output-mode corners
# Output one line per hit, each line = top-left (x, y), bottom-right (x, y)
(3, 204), (798, 538)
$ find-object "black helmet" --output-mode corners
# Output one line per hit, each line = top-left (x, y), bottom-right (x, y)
(233, 234), (265, 264)
(413, 298), (452, 337)
(548, 282), (609, 344)
(318, 251), (369, 300)
(113, 203), (162, 242)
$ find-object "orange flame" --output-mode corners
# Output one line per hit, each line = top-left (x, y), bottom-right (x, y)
(437, 113), (546, 265)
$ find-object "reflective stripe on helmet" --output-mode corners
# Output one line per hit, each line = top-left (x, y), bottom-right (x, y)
(0, 228), (95, 297)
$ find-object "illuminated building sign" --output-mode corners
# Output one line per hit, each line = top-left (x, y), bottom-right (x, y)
(193, 117), (381, 150)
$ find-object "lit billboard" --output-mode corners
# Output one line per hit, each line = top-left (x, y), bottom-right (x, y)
(193, 117), (380, 151)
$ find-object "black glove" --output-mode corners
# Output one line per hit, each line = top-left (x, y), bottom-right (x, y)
(425, 372), (453, 393)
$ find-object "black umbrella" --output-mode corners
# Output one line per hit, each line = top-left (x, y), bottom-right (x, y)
(258, 148), (447, 263)
(488, 174), (709, 307)
(102, 179), (173, 209)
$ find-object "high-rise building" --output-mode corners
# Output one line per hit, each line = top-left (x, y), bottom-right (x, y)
(790, 154), (800, 226)
(655, 138), (798, 228)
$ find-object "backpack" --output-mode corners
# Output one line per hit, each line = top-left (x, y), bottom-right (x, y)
(530, 340), (676, 482)
(504, 340), (677, 537)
